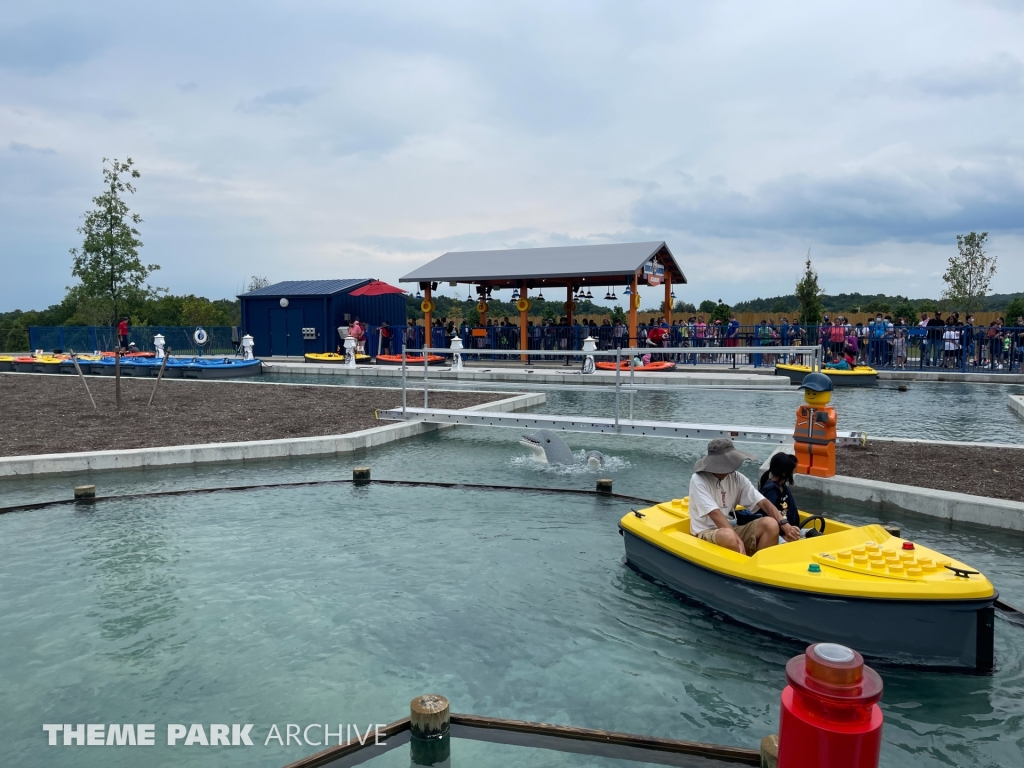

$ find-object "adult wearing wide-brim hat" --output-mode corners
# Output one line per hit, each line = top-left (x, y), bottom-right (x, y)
(688, 438), (799, 555)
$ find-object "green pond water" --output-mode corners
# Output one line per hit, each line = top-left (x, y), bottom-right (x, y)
(2, 380), (1024, 767)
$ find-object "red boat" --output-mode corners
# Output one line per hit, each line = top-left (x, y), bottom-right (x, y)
(375, 354), (447, 365)
(595, 361), (676, 372)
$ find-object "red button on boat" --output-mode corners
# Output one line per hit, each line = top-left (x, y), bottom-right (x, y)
(902, 542), (915, 550)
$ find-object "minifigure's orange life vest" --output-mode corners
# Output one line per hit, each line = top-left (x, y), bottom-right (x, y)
(794, 405), (837, 477)
(795, 405), (837, 443)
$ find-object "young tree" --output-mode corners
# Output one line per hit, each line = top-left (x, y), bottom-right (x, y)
(247, 275), (270, 292)
(711, 300), (731, 323)
(942, 232), (996, 316)
(69, 158), (159, 325)
(795, 251), (825, 326)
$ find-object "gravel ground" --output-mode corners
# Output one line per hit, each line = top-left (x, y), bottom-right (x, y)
(0, 374), (503, 457)
(837, 441), (1024, 502)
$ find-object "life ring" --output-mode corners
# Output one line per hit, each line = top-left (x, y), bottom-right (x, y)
(476, 301), (488, 313)
(516, 298), (531, 313)
(420, 299), (435, 314)
(632, 293), (642, 310)
(564, 300), (576, 313)
(193, 327), (209, 346)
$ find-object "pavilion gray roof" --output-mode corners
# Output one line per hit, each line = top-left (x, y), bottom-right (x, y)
(399, 241), (685, 286)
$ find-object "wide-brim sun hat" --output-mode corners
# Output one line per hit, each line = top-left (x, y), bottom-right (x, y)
(694, 438), (758, 474)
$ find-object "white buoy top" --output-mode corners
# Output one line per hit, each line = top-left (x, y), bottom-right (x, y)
(813, 643), (855, 663)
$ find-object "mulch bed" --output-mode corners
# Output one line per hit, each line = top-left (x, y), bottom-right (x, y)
(837, 442), (1024, 503)
(0, 374), (501, 457)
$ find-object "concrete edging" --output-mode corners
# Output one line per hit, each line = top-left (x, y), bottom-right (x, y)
(262, 361), (787, 388)
(795, 473), (1024, 532)
(759, 444), (1024, 531)
(0, 392), (545, 478)
(1010, 394), (1024, 421)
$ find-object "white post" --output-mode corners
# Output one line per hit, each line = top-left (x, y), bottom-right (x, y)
(153, 333), (166, 360)
(343, 335), (357, 368)
(581, 335), (596, 374)
(241, 334), (254, 360)
(450, 335), (465, 371)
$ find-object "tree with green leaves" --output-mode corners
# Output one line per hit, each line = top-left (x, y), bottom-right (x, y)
(1004, 297), (1024, 324)
(69, 158), (159, 326)
(942, 232), (996, 316)
(795, 251), (825, 326)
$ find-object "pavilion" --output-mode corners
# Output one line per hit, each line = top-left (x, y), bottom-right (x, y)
(399, 241), (686, 353)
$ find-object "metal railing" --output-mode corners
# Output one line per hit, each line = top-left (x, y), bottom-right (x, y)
(367, 323), (1024, 373)
(394, 345), (825, 435)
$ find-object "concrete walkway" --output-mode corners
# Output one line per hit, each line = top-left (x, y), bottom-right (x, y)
(261, 361), (789, 388)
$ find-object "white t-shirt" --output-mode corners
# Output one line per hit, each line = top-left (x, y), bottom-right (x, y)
(688, 472), (765, 536)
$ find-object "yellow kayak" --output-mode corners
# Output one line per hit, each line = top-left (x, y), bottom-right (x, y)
(620, 497), (995, 670)
(775, 363), (878, 387)
(304, 352), (370, 364)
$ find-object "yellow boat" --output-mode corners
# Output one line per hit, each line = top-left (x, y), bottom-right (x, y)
(13, 354), (66, 373)
(775, 363), (878, 387)
(620, 498), (996, 670)
(0, 355), (14, 372)
(304, 352), (370, 364)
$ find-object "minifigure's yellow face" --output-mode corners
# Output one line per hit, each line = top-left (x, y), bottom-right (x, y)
(803, 389), (832, 406)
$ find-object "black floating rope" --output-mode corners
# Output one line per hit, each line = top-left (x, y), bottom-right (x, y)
(0, 479), (661, 517)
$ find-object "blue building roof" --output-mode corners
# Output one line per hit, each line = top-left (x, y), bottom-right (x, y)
(238, 279), (371, 298)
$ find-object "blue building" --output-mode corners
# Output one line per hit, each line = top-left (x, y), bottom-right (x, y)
(239, 279), (407, 357)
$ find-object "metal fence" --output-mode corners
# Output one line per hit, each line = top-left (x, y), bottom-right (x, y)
(27, 323), (1024, 373)
(359, 323), (1024, 373)
(28, 326), (240, 356)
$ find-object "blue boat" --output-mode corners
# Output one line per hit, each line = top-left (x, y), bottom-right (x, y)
(181, 358), (262, 379)
(81, 356), (261, 379)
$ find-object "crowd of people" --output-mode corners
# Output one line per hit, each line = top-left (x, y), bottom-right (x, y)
(357, 312), (1024, 370)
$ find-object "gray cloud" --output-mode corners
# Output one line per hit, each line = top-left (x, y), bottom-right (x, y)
(237, 87), (318, 113)
(632, 166), (1024, 246)
(0, 18), (105, 74)
(849, 55), (1024, 100)
(9, 142), (57, 155)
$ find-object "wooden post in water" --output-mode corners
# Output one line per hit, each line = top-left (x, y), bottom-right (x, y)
(410, 694), (450, 767)
(759, 734), (779, 768)
(353, 467), (371, 484)
(74, 485), (96, 503)
(67, 349), (97, 410)
(596, 478), (613, 494)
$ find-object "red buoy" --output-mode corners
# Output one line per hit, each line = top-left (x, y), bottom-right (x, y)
(777, 643), (883, 768)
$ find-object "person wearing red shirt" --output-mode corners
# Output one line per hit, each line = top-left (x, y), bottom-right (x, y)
(117, 317), (129, 353)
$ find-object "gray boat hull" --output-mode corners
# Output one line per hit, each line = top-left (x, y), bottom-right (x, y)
(622, 530), (995, 671)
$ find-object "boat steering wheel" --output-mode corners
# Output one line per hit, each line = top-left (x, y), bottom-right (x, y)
(798, 515), (826, 535)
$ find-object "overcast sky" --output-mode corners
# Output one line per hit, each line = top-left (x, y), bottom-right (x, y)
(2, 0), (1023, 311)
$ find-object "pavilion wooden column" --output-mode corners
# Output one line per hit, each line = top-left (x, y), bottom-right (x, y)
(664, 273), (673, 326)
(423, 285), (433, 349)
(628, 274), (639, 347)
(519, 281), (529, 362)
(566, 284), (574, 325)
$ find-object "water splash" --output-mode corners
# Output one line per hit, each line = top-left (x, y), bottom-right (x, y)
(511, 449), (632, 475)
